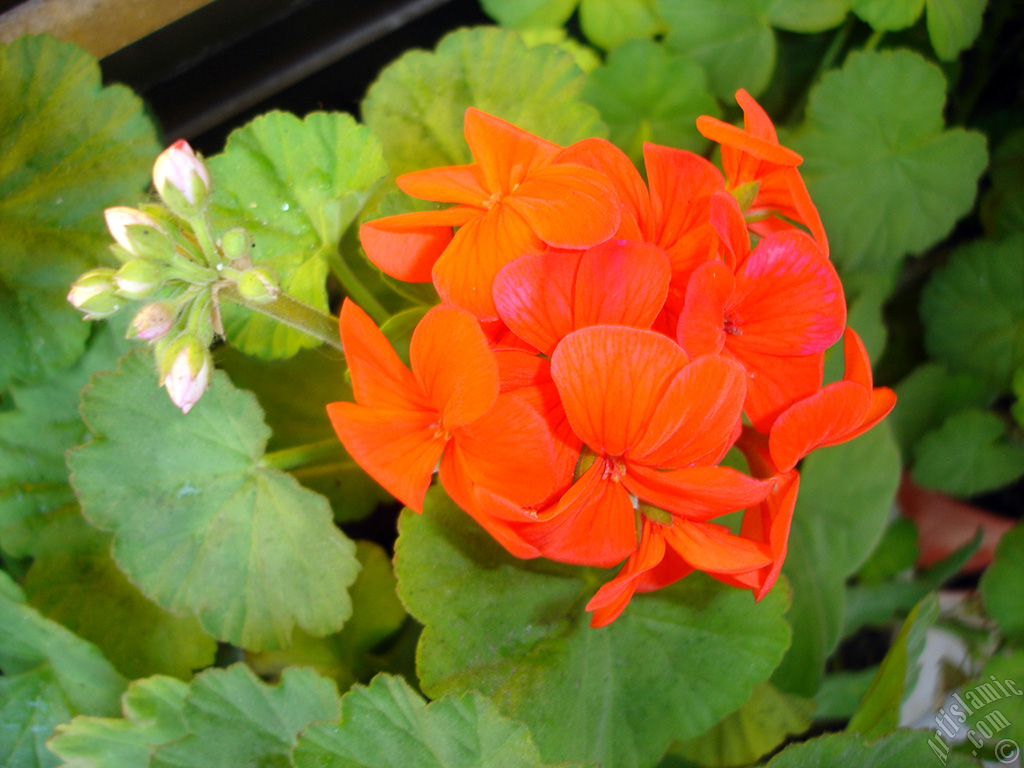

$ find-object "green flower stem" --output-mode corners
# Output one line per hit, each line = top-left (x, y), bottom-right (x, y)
(219, 283), (343, 352)
(864, 29), (885, 52)
(188, 215), (220, 266)
(326, 249), (389, 325)
(262, 439), (348, 471)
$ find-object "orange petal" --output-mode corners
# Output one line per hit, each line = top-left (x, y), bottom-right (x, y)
(573, 240), (671, 331)
(729, 230), (845, 356)
(464, 108), (561, 192)
(326, 402), (442, 512)
(523, 459), (637, 567)
(556, 137), (650, 238)
(663, 519), (773, 574)
(339, 299), (431, 412)
(431, 204), (545, 320)
(551, 326), (688, 457)
(739, 469), (799, 600)
(840, 327), (873, 389)
(397, 163), (489, 206)
(506, 162), (621, 248)
(410, 305), (499, 430)
(586, 520), (667, 627)
(675, 260), (734, 359)
(644, 144), (724, 248)
(360, 208), (475, 282)
(695, 115), (801, 169)
(768, 381), (871, 472)
(734, 348), (824, 433)
(709, 190), (750, 267)
(625, 465), (773, 521)
(493, 251), (581, 356)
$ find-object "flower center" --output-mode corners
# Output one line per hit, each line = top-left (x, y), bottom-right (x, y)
(724, 314), (742, 335)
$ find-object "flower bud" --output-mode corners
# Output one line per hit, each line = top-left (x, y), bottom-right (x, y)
(160, 334), (211, 414)
(67, 269), (121, 319)
(153, 139), (210, 217)
(236, 268), (280, 303)
(220, 228), (252, 260)
(731, 180), (761, 213)
(128, 302), (176, 341)
(104, 207), (166, 259)
(115, 259), (164, 299)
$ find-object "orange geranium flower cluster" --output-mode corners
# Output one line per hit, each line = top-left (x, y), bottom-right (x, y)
(328, 95), (895, 626)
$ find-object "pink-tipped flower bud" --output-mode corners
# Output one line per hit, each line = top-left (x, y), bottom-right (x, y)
(114, 259), (164, 299)
(153, 139), (210, 216)
(128, 302), (176, 341)
(67, 269), (121, 319)
(104, 207), (164, 257)
(160, 335), (211, 414)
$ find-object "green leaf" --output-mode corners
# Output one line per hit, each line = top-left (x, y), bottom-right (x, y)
(248, 541), (407, 693)
(0, 35), (159, 388)
(208, 111), (387, 358)
(926, 0), (987, 60)
(670, 682), (814, 767)
(890, 363), (992, 458)
(0, 571), (126, 768)
(823, 271), (891, 384)
(856, 518), (920, 584)
(774, 426), (902, 696)
(659, 0), (776, 99)
(395, 489), (791, 768)
(294, 674), (590, 768)
(764, 729), (978, 767)
(49, 676), (190, 768)
(980, 523), (1024, 643)
(217, 346), (389, 524)
(0, 324), (128, 546)
(791, 50), (988, 272)
(980, 129), (1024, 237)
(852, 0), (925, 30)
(150, 664), (340, 768)
(67, 350), (360, 650)
(581, 40), (719, 164)
(814, 668), (879, 721)
(767, 0), (851, 33)
(847, 594), (939, 738)
(579, 0), (664, 50)
(960, 652), (1024, 752)
(912, 408), (1024, 496)
(479, 0), (579, 28)
(362, 27), (607, 175)
(920, 235), (1024, 390)
(23, 550), (217, 680)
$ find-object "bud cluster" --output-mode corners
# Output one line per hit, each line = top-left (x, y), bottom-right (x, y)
(66, 140), (282, 414)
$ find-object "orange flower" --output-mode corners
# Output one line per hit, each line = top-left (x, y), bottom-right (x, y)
(675, 228), (846, 431)
(520, 326), (772, 575)
(696, 89), (827, 254)
(360, 109), (621, 319)
(326, 300), (556, 515)
(768, 327), (897, 472)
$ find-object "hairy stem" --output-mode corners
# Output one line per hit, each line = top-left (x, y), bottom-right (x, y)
(219, 284), (343, 351)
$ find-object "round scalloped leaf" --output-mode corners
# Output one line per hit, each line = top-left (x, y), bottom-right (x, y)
(764, 729), (978, 767)
(208, 111), (387, 358)
(149, 665), (339, 768)
(767, 0), (851, 33)
(981, 129), (1024, 236)
(0, 571), (126, 768)
(67, 350), (359, 651)
(480, 0), (578, 28)
(920, 234), (1024, 390)
(0, 35), (159, 388)
(579, 0), (665, 51)
(362, 26), (607, 175)
(582, 40), (719, 164)
(395, 489), (791, 768)
(926, 0), (987, 60)
(981, 523), (1024, 643)
(659, 0), (776, 100)
(294, 674), (591, 768)
(852, 0), (924, 30)
(49, 676), (190, 768)
(24, 550), (217, 680)
(791, 50), (988, 272)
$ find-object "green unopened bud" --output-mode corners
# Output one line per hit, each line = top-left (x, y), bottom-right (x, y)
(153, 139), (210, 217)
(637, 501), (673, 526)
(115, 259), (164, 299)
(128, 301), (177, 341)
(220, 228), (252, 259)
(159, 334), (211, 414)
(731, 180), (761, 212)
(236, 268), (280, 303)
(67, 269), (121, 319)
